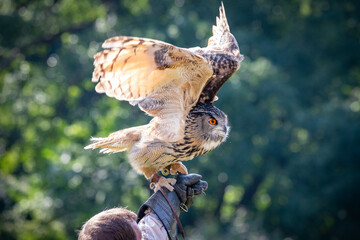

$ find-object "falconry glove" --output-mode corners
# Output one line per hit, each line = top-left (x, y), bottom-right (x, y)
(137, 174), (208, 240)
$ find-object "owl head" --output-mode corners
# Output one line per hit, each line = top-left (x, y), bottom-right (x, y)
(187, 103), (229, 151)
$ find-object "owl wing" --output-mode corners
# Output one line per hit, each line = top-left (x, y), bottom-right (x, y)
(92, 36), (213, 141)
(198, 3), (244, 103)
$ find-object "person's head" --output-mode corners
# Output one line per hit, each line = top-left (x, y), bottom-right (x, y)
(78, 207), (141, 240)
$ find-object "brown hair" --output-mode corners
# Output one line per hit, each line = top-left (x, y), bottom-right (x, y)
(78, 207), (138, 240)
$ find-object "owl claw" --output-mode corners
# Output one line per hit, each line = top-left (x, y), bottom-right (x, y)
(170, 163), (188, 175)
(153, 176), (176, 192)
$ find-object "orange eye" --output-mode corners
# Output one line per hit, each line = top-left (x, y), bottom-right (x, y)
(209, 119), (217, 125)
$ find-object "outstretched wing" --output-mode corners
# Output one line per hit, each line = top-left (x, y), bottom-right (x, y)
(198, 3), (244, 103)
(92, 36), (213, 140)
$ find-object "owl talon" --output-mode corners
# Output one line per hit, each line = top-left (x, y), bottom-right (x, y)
(170, 163), (188, 175)
(153, 176), (176, 192)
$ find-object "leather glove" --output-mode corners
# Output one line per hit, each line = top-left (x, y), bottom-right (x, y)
(137, 173), (208, 240)
(173, 173), (208, 211)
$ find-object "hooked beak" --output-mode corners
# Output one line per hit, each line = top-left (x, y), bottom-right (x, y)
(223, 125), (228, 133)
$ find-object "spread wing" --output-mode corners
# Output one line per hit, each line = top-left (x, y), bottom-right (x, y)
(198, 3), (244, 103)
(92, 36), (213, 140)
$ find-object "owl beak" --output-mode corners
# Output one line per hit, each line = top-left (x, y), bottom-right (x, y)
(223, 125), (228, 133)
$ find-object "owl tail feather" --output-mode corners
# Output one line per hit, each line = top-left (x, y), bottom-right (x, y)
(84, 137), (128, 154)
(84, 125), (146, 154)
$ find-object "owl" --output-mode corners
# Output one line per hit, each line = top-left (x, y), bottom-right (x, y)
(85, 3), (243, 191)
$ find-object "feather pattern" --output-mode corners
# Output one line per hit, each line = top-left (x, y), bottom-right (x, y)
(208, 2), (230, 47)
(195, 3), (244, 103)
(93, 36), (212, 105)
(92, 36), (213, 140)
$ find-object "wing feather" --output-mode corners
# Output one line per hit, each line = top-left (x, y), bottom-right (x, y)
(92, 36), (213, 141)
(207, 2), (230, 47)
(197, 3), (244, 103)
(93, 36), (212, 105)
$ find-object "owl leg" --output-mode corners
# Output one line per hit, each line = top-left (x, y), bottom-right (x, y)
(169, 162), (188, 175)
(150, 173), (176, 192)
(141, 167), (157, 179)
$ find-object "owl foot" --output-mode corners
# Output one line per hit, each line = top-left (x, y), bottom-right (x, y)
(170, 162), (188, 175)
(150, 174), (176, 192)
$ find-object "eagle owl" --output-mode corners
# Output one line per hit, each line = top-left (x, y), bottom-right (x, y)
(85, 3), (243, 191)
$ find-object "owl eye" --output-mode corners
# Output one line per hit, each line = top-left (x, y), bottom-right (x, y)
(209, 119), (217, 125)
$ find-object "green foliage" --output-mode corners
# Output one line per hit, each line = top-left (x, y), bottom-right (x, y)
(1, 0), (359, 239)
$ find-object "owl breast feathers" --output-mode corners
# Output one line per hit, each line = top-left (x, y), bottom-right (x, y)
(85, 3), (244, 180)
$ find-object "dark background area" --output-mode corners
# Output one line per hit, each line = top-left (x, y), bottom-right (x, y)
(1, 0), (359, 239)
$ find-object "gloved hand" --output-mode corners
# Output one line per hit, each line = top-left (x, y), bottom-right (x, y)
(137, 173), (208, 240)
(173, 173), (208, 211)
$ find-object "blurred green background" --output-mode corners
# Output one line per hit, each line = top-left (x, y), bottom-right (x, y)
(1, 0), (359, 239)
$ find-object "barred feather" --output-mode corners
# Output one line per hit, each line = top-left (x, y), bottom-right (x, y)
(92, 36), (212, 105)
(208, 2), (230, 47)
